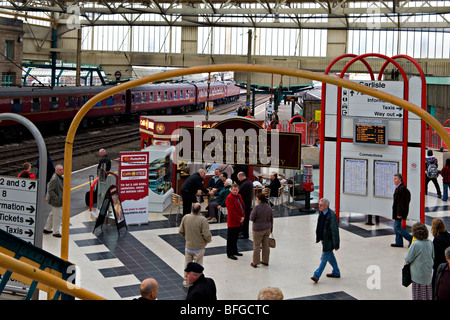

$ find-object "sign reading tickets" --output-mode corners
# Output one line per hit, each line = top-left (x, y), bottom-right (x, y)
(119, 152), (149, 225)
(173, 118), (301, 169)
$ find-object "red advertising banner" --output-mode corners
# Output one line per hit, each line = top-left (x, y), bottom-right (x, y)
(119, 152), (149, 225)
(292, 123), (306, 145)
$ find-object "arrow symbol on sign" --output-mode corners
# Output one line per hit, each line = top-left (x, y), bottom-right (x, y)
(28, 181), (36, 190)
(26, 205), (35, 214)
(25, 217), (34, 225)
(396, 113), (403, 118)
(25, 229), (34, 237)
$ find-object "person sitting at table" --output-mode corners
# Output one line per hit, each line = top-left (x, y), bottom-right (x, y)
(265, 172), (281, 206)
(206, 178), (232, 223)
(209, 170), (226, 195)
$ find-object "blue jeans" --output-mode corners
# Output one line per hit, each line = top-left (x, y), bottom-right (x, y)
(393, 219), (413, 246)
(443, 183), (449, 201)
(313, 250), (340, 279)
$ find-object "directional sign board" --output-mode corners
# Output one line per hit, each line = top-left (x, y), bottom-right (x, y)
(341, 81), (404, 118)
(0, 176), (37, 244)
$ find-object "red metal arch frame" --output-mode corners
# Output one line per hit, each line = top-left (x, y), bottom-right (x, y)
(320, 53), (426, 222)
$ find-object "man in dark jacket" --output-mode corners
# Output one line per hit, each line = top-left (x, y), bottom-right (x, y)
(391, 173), (413, 248)
(237, 171), (253, 239)
(311, 198), (340, 283)
(185, 262), (217, 301)
(181, 169), (208, 216)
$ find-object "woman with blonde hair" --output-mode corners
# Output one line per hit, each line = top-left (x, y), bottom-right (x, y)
(405, 222), (434, 300)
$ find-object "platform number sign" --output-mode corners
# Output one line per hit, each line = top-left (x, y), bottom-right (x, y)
(0, 176), (38, 243)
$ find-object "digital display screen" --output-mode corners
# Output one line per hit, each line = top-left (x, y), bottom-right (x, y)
(355, 124), (386, 145)
(353, 118), (388, 146)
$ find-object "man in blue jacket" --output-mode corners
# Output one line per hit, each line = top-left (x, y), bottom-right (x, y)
(311, 198), (340, 283)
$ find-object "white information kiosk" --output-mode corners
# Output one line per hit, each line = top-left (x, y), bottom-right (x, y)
(319, 54), (426, 223)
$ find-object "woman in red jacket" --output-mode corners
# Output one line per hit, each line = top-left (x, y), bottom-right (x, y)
(225, 183), (245, 260)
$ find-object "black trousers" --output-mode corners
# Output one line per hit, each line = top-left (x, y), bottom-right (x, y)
(227, 227), (240, 256)
(425, 176), (441, 196)
(182, 191), (195, 216)
(240, 207), (251, 238)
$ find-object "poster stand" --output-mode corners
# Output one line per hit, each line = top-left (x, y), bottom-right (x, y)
(93, 185), (127, 235)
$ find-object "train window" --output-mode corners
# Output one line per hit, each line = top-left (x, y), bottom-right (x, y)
(49, 97), (59, 110)
(150, 92), (154, 102)
(174, 90), (177, 99)
(164, 91), (168, 100)
(31, 97), (41, 112)
(11, 98), (22, 113)
(107, 96), (114, 105)
(169, 92), (172, 100)
(135, 94), (140, 103)
(180, 90), (184, 99)
(131, 94), (135, 103)
(157, 92), (161, 101)
(82, 96), (89, 105)
(141, 92), (146, 103)
(66, 96), (74, 109)
(122, 95), (126, 104)
(190, 90), (194, 98)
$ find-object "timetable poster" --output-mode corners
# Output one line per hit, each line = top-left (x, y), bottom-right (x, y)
(374, 160), (399, 198)
(343, 158), (368, 196)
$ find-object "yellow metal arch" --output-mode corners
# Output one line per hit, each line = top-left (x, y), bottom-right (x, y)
(61, 64), (450, 260)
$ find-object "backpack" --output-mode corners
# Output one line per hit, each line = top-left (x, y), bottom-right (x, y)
(426, 157), (439, 178)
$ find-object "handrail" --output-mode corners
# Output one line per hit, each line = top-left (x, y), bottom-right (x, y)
(0, 252), (106, 300)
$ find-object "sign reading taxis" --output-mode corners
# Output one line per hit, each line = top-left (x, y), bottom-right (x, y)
(173, 118), (301, 169)
(0, 176), (38, 243)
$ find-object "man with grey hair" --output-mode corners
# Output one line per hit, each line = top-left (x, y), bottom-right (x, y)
(43, 164), (64, 238)
(179, 202), (212, 287)
(180, 168), (208, 216)
(311, 198), (340, 283)
(433, 246), (450, 300)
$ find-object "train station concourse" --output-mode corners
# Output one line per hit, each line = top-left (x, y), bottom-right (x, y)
(38, 163), (448, 303)
(31, 99), (447, 304)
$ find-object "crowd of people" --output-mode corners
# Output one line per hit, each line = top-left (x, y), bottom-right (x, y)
(17, 144), (449, 301)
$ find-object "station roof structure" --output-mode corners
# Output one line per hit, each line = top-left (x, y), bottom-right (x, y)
(0, 1), (448, 30)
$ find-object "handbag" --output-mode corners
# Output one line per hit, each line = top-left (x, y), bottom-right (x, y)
(402, 263), (412, 287)
(268, 233), (276, 248)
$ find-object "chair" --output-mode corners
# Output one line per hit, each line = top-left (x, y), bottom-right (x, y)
(269, 186), (285, 206)
(218, 206), (227, 223)
(169, 193), (183, 225)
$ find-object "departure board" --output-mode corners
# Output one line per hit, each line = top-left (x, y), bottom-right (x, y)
(353, 118), (388, 146)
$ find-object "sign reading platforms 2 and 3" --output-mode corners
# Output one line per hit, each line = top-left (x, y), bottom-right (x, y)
(0, 176), (38, 244)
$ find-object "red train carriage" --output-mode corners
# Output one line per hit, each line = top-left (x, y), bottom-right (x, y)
(0, 85), (126, 136)
(224, 82), (241, 103)
(129, 83), (196, 114)
(0, 81), (241, 139)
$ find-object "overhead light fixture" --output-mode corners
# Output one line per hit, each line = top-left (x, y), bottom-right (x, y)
(274, 12), (280, 23)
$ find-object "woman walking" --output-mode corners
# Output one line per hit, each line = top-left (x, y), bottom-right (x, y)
(405, 222), (435, 300)
(249, 193), (273, 268)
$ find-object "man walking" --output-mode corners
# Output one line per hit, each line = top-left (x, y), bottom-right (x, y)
(311, 198), (340, 283)
(391, 173), (413, 247)
(43, 164), (64, 238)
(179, 203), (212, 287)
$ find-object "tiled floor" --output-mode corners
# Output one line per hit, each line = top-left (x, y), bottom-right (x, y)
(40, 179), (449, 301)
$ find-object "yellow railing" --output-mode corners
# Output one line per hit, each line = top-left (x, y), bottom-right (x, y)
(0, 252), (105, 300)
